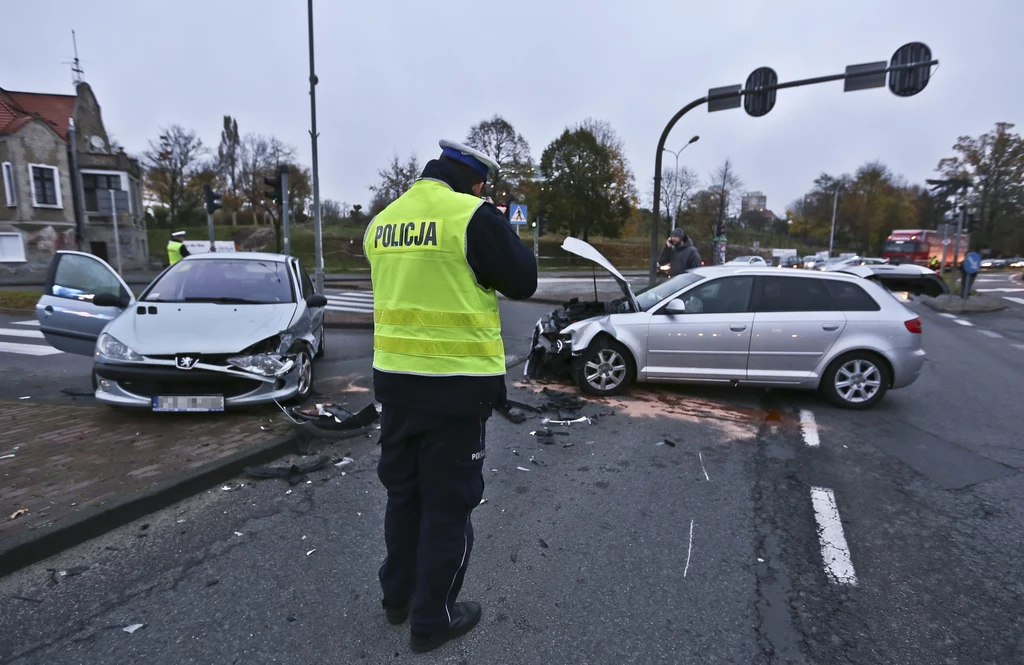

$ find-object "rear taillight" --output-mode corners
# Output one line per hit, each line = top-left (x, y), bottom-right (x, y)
(904, 317), (922, 334)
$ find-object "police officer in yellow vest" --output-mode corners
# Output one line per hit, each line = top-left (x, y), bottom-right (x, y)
(167, 231), (190, 265)
(365, 140), (537, 653)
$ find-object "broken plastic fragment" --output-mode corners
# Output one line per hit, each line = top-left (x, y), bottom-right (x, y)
(234, 532), (243, 537)
(245, 456), (330, 485)
(123, 624), (145, 634)
(306, 549), (316, 556)
(479, 498), (488, 506)
(655, 439), (677, 447)
(19, 396), (30, 400)
(221, 486), (232, 491)
(8, 508), (28, 521)
(334, 457), (354, 468)
(757, 558), (765, 563)
(541, 416), (591, 426)
(516, 466), (530, 472)
(0, 454), (15, 460)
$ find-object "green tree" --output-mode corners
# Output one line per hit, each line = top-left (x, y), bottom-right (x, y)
(937, 122), (1024, 255)
(465, 116), (533, 202)
(539, 128), (632, 240)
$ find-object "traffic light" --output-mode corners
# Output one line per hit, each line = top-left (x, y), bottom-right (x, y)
(965, 212), (978, 234)
(532, 216), (545, 236)
(203, 185), (222, 215)
(264, 175), (282, 205)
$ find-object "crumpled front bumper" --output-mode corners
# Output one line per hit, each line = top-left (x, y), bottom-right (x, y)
(524, 319), (576, 380)
(93, 358), (301, 408)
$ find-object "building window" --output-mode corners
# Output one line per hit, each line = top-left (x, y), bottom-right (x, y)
(29, 164), (62, 208)
(82, 172), (123, 213)
(0, 232), (27, 263)
(2, 162), (16, 207)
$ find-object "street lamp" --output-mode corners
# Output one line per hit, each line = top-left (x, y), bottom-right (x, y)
(828, 182), (842, 257)
(647, 41), (938, 285)
(660, 135), (700, 234)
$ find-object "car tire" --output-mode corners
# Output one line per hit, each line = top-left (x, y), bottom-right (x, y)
(574, 339), (635, 397)
(288, 347), (315, 404)
(314, 323), (326, 359)
(821, 351), (890, 410)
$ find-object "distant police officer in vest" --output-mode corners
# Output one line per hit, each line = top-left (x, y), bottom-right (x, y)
(364, 140), (538, 652)
(167, 231), (190, 265)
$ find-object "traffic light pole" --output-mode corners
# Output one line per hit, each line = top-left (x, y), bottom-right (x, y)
(648, 53), (938, 287)
(281, 166), (290, 256)
(533, 216), (539, 259)
(207, 212), (215, 252)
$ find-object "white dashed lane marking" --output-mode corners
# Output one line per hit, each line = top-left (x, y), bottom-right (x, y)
(1004, 297), (1024, 306)
(979, 330), (1003, 339)
(939, 313), (957, 319)
(953, 319), (975, 327)
(12, 320), (39, 326)
(799, 409), (820, 447)
(810, 487), (859, 586)
(0, 327), (44, 339)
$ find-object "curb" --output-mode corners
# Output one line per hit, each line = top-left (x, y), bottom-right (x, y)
(324, 319), (373, 330)
(919, 296), (1007, 314)
(0, 430), (302, 579)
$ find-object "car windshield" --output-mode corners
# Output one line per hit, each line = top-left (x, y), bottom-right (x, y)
(634, 273), (705, 311)
(142, 259), (294, 304)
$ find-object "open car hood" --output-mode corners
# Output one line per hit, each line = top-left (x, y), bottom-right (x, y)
(560, 237), (639, 312)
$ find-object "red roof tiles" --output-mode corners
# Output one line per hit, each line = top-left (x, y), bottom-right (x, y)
(0, 89), (76, 140)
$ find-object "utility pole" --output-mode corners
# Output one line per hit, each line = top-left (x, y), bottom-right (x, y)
(952, 204), (965, 269)
(307, 0), (324, 292)
(828, 184), (840, 257)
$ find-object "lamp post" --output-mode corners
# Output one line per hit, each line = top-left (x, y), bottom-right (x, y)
(647, 42), (938, 286)
(660, 135), (700, 235)
(828, 183), (841, 257)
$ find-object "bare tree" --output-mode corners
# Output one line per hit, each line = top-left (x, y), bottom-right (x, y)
(320, 199), (343, 225)
(369, 154), (421, 215)
(707, 159), (744, 232)
(238, 134), (296, 213)
(660, 166), (699, 229)
(465, 116), (533, 200)
(142, 125), (206, 225)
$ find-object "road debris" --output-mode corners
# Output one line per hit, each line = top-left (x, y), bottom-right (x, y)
(244, 456), (331, 485)
(123, 624), (146, 634)
(306, 549), (316, 556)
(563, 442), (575, 448)
(516, 466), (530, 472)
(479, 498), (488, 506)
(496, 402), (527, 424)
(19, 396), (30, 400)
(490, 468), (498, 473)
(699, 451), (710, 481)
(334, 457), (354, 468)
(277, 401), (379, 440)
(220, 486), (233, 492)
(206, 579), (219, 587)
(539, 538), (549, 549)
(542, 416), (591, 426)
(0, 454), (15, 460)
(655, 439), (677, 448)
(530, 428), (568, 438)
(62, 565), (90, 577)
(234, 532), (243, 537)
(8, 508), (28, 521)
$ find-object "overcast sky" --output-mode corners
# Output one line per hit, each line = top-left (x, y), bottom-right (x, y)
(2, 0), (1020, 217)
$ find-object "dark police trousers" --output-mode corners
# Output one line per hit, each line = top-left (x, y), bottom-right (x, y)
(377, 404), (486, 635)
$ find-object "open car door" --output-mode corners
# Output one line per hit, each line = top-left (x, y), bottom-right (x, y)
(36, 251), (135, 355)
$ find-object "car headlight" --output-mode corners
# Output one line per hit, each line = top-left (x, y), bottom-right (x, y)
(227, 354), (295, 377)
(96, 333), (143, 361)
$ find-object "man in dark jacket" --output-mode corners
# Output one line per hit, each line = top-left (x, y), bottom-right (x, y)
(658, 228), (702, 276)
(365, 141), (538, 653)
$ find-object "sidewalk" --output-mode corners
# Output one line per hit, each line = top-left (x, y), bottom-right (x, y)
(0, 401), (289, 570)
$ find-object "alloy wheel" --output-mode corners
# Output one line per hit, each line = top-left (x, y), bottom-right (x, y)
(584, 349), (628, 392)
(834, 359), (881, 404)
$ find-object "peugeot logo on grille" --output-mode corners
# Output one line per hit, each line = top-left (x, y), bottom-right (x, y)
(176, 355), (199, 370)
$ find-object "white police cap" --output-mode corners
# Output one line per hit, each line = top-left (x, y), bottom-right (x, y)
(439, 140), (499, 179)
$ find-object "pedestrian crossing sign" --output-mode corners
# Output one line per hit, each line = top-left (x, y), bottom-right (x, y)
(509, 204), (528, 225)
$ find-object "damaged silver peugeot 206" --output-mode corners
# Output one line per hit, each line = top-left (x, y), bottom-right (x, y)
(525, 238), (926, 410)
(36, 251), (328, 411)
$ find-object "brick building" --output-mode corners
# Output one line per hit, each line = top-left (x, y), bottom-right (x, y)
(0, 82), (147, 276)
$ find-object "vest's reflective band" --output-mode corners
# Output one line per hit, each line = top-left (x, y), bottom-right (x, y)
(373, 334), (504, 358)
(374, 308), (501, 329)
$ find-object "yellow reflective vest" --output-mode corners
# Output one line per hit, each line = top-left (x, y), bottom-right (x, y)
(167, 240), (184, 265)
(364, 179), (505, 376)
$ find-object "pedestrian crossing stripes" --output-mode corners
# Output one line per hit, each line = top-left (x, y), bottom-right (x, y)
(1003, 296), (1024, 306)
(0, 321), (62, 356)
(325, 291), (374, 314)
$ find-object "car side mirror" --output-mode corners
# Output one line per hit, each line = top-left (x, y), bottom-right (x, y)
(92, 292), (127, 308)
(664, 298), (686, 315)
(306, 294), (328, 308)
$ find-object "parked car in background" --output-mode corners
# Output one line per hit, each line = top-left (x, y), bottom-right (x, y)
(1010, 257), (1024, 269)
(729, 256), (768, 266)
(780, 256), (804, 269)
(526, 239), (926, 410)
(803, 255), (822, 270)
(36, 251), (328, 410)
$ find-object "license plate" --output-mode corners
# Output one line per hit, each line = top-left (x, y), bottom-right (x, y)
(152, 395), (225, 412)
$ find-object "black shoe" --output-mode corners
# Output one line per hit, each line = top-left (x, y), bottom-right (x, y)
(383, 600), (411, 625)
(410, 601), (482, 653)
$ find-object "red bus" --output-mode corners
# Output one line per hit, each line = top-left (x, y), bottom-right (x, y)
(882, 229), (968, 267)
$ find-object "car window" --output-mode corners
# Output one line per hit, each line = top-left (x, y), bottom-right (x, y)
(51, 254), (124, 300)
(143, 259), (294, 304)
(300, 268), (315, 299)
(824, 280), (880, 311)
(679, 276), (753, 314)
(755, 276), (836, 312)
(635, 272), (704, 311)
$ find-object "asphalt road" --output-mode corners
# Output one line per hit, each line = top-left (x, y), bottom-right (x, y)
(2, 297), (1023, 663)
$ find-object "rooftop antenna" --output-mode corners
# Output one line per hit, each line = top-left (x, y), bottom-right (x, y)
(68, 30), (85, 85)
